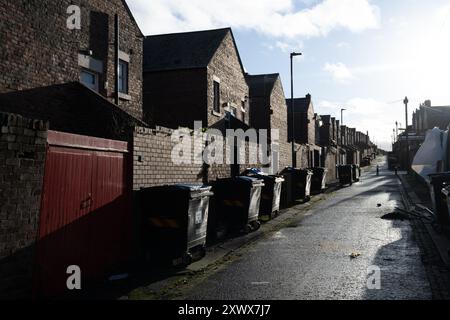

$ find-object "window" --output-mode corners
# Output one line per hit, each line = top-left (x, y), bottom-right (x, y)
(119, 60), (129, 94)
(80, 70), (99, 92)
(213, 81), (220, 113)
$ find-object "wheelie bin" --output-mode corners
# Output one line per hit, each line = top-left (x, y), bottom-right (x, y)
(139, 184), (213, 266)
(280, 167), (313, 202)
(243, 168), (285, 219)
(309, 167), (329, 194)
(280, 170), (293, 209)
(337, 165), (353, 186)
(208, 177), (264, 241)
(429, 173), (450, 227)
(351, 164), (361, 182)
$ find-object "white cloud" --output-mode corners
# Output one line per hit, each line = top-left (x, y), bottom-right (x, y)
(266, 41), (305, 53)
(127, 0), (380, 39)
(336, 42), (350, 49)
(323, 62), (355, 83)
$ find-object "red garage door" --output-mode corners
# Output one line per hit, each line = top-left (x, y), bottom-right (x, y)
(34, 131), (132, 299)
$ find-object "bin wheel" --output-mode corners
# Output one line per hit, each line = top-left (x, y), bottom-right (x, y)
(251, 221), (261, 231)
(182, 252), (193, 266)
(244, 224), (253, 234)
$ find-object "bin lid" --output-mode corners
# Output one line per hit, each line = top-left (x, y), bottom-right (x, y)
(309, 167), (328, 172)
(174, 184), (212, 191)
(236, 176), (265, 187)
(243, 168), (268, 176)
(281, 167), (312, 174)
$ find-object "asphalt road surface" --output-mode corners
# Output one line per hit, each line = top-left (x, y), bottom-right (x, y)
(183, 158), (432, 300)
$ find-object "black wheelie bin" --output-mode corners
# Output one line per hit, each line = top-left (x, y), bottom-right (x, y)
(139, 184), (213, 267)
(280, 167), (313, 202)
(208, 177), (264, 241)
(243, 168), (285, 219)
(309, 167), (329, 194)
(351, 164), (361, 182)
(429, 173), (450, 227)
(280, 170), (293, 209)
(337, 164), (353, 186)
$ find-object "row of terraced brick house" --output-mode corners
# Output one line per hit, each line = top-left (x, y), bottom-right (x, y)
(0, 0), (377, 299)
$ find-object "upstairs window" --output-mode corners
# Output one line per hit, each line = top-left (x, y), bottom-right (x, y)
(119, 60), (129, 94)
(213, 81), (220, 113)
(80, 70), (99, 92)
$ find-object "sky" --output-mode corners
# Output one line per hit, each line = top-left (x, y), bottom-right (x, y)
(127, 0), (450, 151)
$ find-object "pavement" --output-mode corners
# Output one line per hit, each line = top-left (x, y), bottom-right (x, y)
(121, 157), (449, 300)
(397, 172), (450, 299)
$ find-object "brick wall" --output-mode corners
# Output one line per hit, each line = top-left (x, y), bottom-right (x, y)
(323, 148), (338, 183)
(133, 126), (203, 189)
(207, 32), (249, 127)
(295, 144), (310, 169)
(133, 126), (260, 190)
(143, 68), (207, 128)
(307, 106), (316, 146)
(270, 77), (292, 171)
(0, 0), (143, 119)
(0, 112), (48, 299)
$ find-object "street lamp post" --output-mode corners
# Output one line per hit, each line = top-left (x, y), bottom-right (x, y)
(404, 96), (410, 171)
(341, 108), (346, 126)
(395, 121), (398, 142)
(290, 52), (302, 168)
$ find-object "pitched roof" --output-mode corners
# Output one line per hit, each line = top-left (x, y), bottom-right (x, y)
(286, 94), (312, 113)
(246, 73), (279, 97)
(0, 82), (146, 140)
(143, 28), (244, 73)
(121, 0), (144, 37)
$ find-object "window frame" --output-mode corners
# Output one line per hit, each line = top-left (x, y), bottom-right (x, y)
(80, 69), (99, 92)
(118, 59), (129, 95)
(213, 80), (221, 114)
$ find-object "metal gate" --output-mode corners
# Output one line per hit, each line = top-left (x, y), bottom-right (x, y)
(34, 131), (132, 298)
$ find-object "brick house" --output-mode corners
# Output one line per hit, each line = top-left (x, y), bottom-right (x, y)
(356, 130), (374, 166)
(341, 125), (359, 165)
(413, 100), (450, 135)
(143, 28), (249, 130)
(318, 115), (339, 182)
(246, 73), (292, 172)
(0, 0), (144, 134)
(286, 94), (322, 168)
(0, 0), (145, 299)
